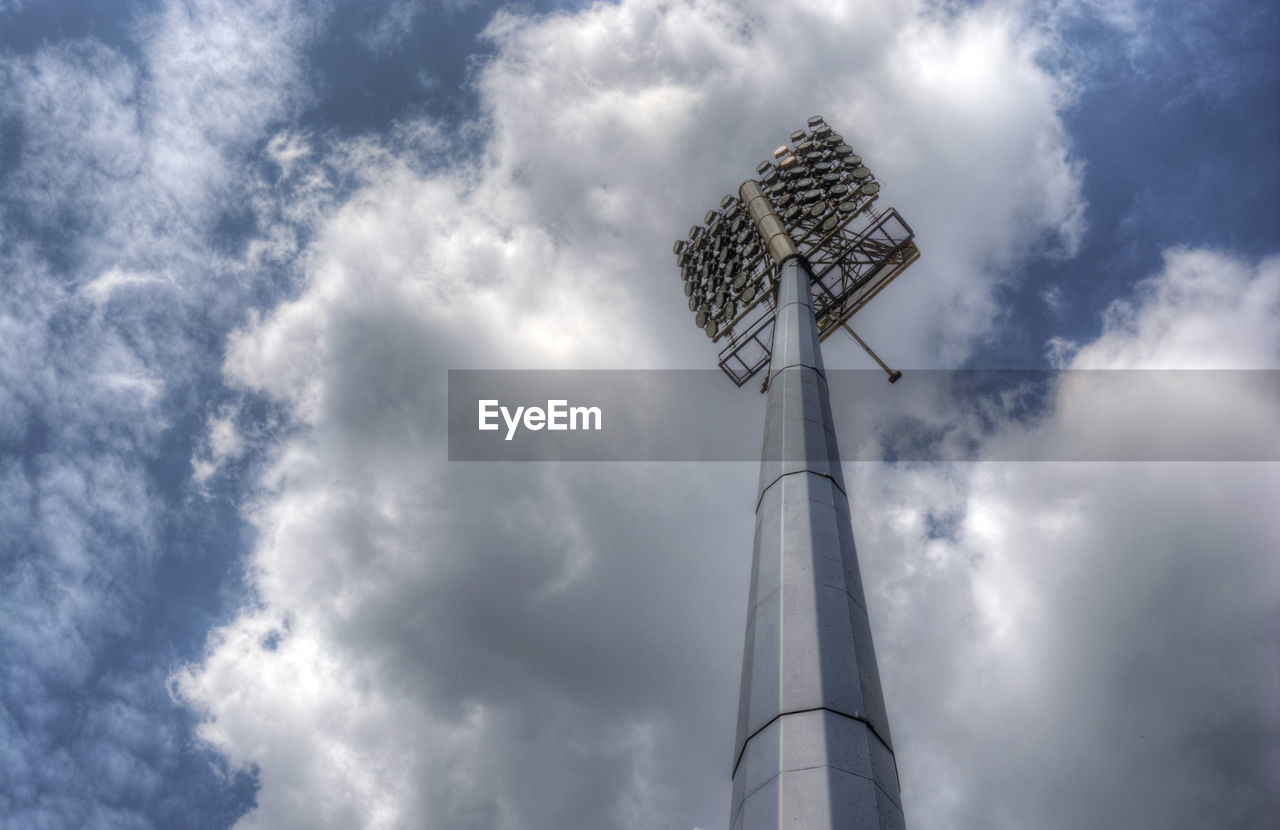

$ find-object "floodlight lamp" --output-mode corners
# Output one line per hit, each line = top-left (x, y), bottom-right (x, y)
(672, 117), (919, 384)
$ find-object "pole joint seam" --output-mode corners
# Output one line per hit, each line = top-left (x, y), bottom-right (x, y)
(731, 706), (895, 781)
(766, 359), (827, 380)
(755, 467), (847, 513)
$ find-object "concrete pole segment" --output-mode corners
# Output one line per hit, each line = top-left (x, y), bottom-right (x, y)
(730, 185), (904, 829)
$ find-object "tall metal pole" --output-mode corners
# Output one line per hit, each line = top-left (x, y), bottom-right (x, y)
(730, 182), (904, 829)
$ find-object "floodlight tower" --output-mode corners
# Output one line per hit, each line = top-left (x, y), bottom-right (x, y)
(672, 117), (920, 830)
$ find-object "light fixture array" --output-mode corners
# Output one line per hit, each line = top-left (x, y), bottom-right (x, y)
(674, 116), (920, 386)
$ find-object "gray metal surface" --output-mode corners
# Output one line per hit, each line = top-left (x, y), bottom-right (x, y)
(731, 711), (903, 830)
(731, 257), (902, 829)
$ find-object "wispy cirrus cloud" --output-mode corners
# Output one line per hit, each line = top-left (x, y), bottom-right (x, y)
(1, 1), (324, 825)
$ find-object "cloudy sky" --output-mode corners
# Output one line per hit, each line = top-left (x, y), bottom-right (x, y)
(2, 1), (1277, 829)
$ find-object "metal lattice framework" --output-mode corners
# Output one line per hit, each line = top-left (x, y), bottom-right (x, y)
(672, 116), (921, 386)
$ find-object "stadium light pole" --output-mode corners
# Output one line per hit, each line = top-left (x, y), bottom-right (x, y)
(672, 117), (920, 830)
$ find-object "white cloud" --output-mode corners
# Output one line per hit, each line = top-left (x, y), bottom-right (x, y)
(266, 130), (312, 177)
(359, 0), (423, 54)
(76, 266), (173, 306)
(192, 406), (248, 487)
(1070, 247), (1280, 370)
(866, 457), (1279, 829)
(974, 249), (1280, 464)
(9, 0), (1270, 825)
(469, 0), (1086, 368)
(1, 0), (322, 825)
(170, 1), (1114, 828)
(1044, 333), (1078, 368)
(861, 245), (1279, 828)
(1039, 282), (1065, 318)
(138, 0), (319, 216)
